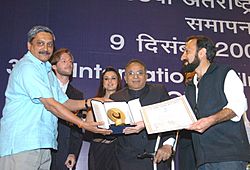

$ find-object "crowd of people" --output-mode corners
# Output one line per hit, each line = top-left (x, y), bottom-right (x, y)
(0, 25), (249, 170)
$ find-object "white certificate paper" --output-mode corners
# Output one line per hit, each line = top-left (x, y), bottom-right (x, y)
(141, 95), (197, 134)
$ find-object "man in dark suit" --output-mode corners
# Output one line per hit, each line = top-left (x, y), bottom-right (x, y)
(49, 48), (85, 170)
(110, 59), (175, 170)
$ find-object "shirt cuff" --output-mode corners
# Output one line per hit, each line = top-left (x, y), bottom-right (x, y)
(224, 97), (247, 122)
(163, 137), (175, 146)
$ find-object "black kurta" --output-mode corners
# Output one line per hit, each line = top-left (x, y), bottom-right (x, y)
(110, 83), (173, 170)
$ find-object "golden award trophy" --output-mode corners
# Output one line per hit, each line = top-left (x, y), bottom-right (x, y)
(107, 108), (130, 134)
(107, 108), (126, 126)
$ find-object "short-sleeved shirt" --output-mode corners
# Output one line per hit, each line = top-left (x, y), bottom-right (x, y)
(0, 51), (68, 157)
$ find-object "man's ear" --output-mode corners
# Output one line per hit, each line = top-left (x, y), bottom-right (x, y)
(198, 48), (207, 59)
(27, 42), (31, 51)
(52, 65), (57, 71)
(124, 75), (128, 84)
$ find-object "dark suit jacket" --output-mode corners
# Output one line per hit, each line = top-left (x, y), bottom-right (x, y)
(51, 84), (84, 170)
(110, 83), (173, 170)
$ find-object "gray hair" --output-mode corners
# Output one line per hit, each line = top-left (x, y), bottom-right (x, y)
(27, 25), (55, 42)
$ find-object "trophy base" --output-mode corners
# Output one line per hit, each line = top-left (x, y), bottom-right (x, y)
(110, 124), (136, 134)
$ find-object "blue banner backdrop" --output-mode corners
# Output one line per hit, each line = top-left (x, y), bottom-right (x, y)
(1, 0), (249, 120)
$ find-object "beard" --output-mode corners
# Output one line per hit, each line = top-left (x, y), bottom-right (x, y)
(57, 67), (72, 76)
(182, 53), (200, 73)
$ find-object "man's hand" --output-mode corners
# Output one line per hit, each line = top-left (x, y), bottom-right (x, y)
(82, 120), (112, 135)
(84, 97), (113, 109)
(65, 154), (76, 169)
(154, 144), (173, 163)
(187, 108), (236, 133)
(123, 121), (145, 134)
(92, 97), (113, 102)
(186, 117), (214, 133)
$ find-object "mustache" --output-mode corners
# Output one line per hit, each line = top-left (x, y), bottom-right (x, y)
(182, 59), (189, 66)
(39, 51), (51, 55)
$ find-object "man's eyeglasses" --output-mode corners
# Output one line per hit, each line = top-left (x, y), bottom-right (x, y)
(127, 70), (145, 77)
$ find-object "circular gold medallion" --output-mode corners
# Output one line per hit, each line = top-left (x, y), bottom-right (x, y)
(107, 108), (126, 126)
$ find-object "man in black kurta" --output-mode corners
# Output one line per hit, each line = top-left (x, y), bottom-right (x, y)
(181, 35), (249, 170)
(110, 59), (174, 170)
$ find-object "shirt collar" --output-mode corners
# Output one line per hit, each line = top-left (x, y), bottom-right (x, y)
(193, 74), (199, 86)
(25, 51), (52, 72)
(128, 84), (149, 98)
(57, 79), (69, 93)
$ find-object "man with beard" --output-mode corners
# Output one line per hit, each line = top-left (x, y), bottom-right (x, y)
(181, 35), (250, 170)
(49, 48), (86, 170)
(0, 26), (111, 170)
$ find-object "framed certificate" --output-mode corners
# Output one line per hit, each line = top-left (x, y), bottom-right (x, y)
(141, 95), (197, 134)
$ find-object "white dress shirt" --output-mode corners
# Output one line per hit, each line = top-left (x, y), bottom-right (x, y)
(193, 69), (248, 122)
(58, 79), (69, 94)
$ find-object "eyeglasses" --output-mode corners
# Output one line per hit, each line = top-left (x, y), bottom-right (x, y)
(127, 70), (145, 77)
